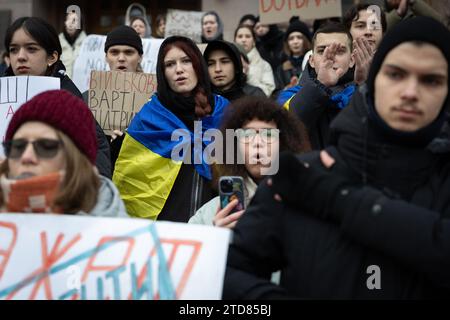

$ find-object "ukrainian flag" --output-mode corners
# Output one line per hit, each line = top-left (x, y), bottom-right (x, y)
(276, 85), (301, 111)
(113, 94), (229, 219)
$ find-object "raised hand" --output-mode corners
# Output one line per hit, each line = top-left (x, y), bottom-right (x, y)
(353, 37), (375, 85)
(317, 43), (346, 87)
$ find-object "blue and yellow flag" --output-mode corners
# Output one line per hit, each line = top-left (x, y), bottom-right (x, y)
(113, 94), (229, 219)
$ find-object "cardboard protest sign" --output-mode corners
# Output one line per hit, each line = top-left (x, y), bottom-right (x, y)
(259, 0), (342, 24)
(0, 76), (60, 156)
(0, 214), (230, 300)
(88, 70), (157, 135)
(165, 9), (204, 43)
(72, 35), (163, 93)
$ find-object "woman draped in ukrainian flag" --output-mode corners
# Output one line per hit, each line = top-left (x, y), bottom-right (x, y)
(113, 36), (230, 221)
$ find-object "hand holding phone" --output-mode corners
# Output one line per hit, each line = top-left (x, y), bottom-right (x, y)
(219, 176), (245, 212)
(213, 199), (245, 229)
(215, 176), (246, 229)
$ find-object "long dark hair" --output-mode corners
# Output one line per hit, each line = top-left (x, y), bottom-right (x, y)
(156, 36), (214, 121)
(4, 17), (62, 75)
(5, 17), (62, 58)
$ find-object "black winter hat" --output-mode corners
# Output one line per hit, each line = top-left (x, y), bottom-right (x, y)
(104, 25), (143, 55)
(367, 17), (450, 102)
(285, 19), (312, 42)
(365, 17), (450, 147)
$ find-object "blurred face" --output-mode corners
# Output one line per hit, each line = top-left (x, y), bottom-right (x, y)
(254, 22), (269, 37)
(375, 42), (448, 132)
(106, 45), (142, 72)
(238, 119), (279, 182)
(203, 15), (218, 39)
(131, 19), (146, 38)
(350, 10), (383, 50)
(235, 28), (255, 53)
(7, 122), (66, 179)
(164, 46), (198, 96)
(310, 32), (354, 75)
(9, 28), (58, 76)
(207, 49), (236, 90)
(65, 12), (79, 36)
(158, 19), (166, 36)
(287, 32), (305, 56)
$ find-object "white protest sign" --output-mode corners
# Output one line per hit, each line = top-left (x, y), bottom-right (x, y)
(72, 35), (164, 93)
(0, 76), (60, 156)
(0, 214), (230, 300)
(259, 0), (342, 24)
(165, 9), (204, 43)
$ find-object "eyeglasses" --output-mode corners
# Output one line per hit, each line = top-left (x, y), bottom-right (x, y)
(3, 139), (63, 159)
(236, 128), (279, 144)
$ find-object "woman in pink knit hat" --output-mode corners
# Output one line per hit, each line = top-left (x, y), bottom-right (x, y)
(0, 89), (127, 217)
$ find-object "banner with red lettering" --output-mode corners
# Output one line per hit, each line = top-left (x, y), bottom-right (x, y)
(0, 76), (60, 157)
(0, 214), (230, 300)
(259, 0), (342, 24)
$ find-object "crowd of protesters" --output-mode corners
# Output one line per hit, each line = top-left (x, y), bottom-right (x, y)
(1, 0), (450, 299)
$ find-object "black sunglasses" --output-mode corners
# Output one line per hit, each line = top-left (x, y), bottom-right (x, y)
(3, 138), (63, 159)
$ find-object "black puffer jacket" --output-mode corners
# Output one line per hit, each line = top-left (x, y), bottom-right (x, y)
(3, 62), (112, 178)
(224, 89), (450, 299)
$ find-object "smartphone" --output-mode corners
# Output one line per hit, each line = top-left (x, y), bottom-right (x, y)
(219, 176), (245, 213)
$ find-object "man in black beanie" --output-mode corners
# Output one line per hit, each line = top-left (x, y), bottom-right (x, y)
(224, 17), (450, 299)
(104, 25), (143, 72)
(82, 25), (144, 175)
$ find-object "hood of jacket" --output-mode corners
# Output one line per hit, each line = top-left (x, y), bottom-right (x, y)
(86, 176), (128, 217)
(125, 3), (152, 38)
(201, 11), (224, 43)
(203, 40), (246, 101)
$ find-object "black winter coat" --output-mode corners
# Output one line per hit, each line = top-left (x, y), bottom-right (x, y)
(224, 90), (450, 299)
(256, 25), (285, 73)
(289, 64), (355, 150)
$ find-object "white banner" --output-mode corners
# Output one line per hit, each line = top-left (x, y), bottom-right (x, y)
(0, 76), (60, 156)
(72, 35), (164, 93)
(0, 214), (230, 300)
(165, 9), (204, 44)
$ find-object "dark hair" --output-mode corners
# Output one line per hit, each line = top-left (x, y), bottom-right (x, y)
(213, 96), (311, 186)
(156, 13), (166, 25)
(5, 17), (62, 58)
(239, 14), (257, 26)
(313, 17), (341, 34)
(157, 37), (213, 118)
(234, 25), (256, 43)
(343, 3), (387, 34)
(312, 22), (353, 51)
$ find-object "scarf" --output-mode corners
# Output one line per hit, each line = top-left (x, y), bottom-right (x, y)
(1, 172), (64, 213)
